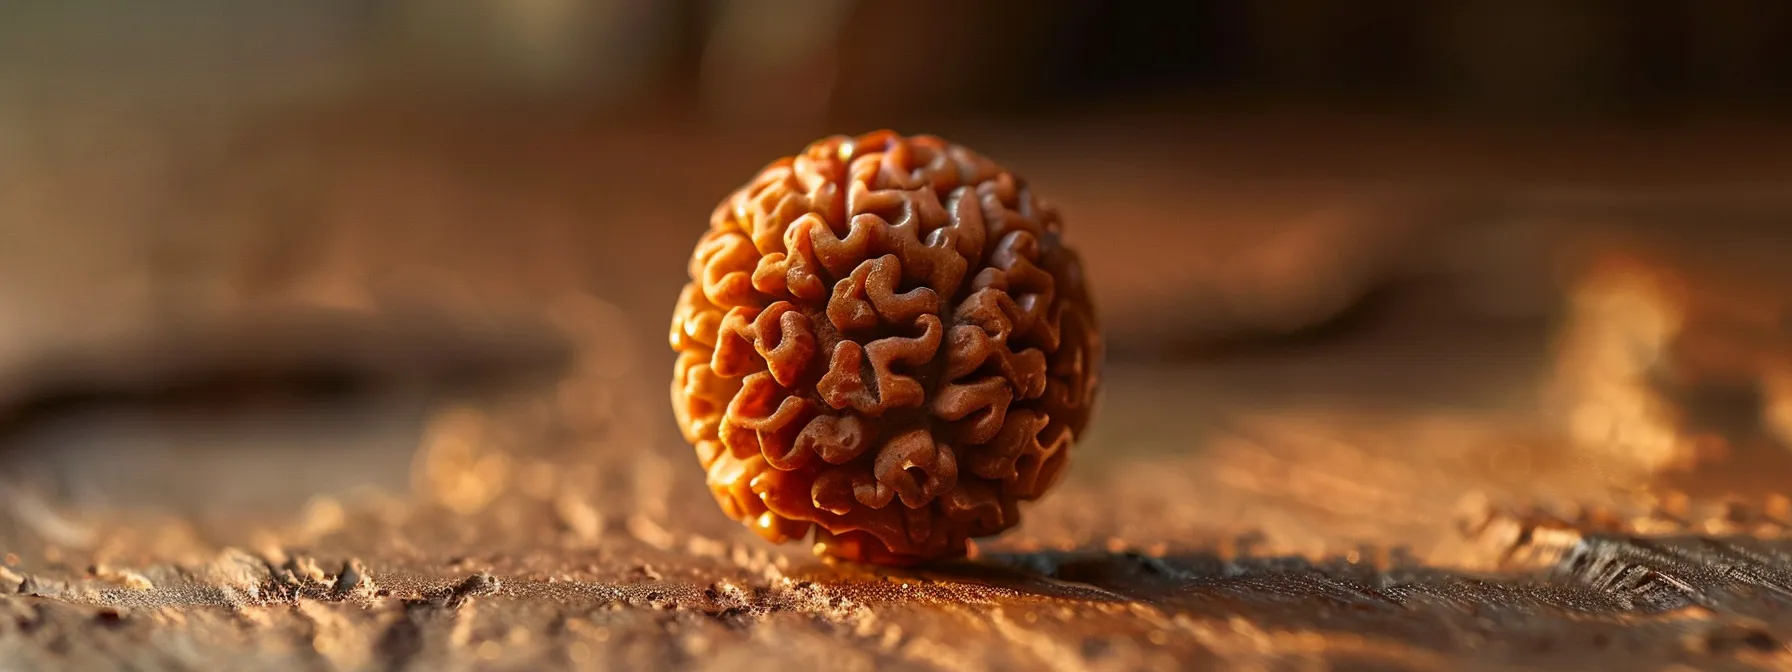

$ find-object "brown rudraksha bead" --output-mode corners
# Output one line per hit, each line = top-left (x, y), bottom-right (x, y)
(669, 131), (1100, 564)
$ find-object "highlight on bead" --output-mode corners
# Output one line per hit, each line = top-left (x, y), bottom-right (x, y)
(669, 130), (1101, 565)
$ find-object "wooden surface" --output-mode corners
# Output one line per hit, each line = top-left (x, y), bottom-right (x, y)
(3, 105), (1792, 670)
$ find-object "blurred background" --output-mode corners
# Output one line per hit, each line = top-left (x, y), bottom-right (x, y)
(2, 0), (1791, 525)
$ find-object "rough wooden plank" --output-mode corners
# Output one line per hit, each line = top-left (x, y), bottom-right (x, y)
(4, 106), (1792, 670)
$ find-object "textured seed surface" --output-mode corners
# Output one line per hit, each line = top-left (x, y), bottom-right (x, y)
(670, 131), (1101, 564)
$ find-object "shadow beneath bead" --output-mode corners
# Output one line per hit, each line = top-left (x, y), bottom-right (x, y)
(781, 545), (1399, 607)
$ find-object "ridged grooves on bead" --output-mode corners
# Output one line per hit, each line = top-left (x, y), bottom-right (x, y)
(670, 131), (1100, 564)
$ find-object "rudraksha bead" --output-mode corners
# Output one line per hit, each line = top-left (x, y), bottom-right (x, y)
(669, 131), (1100, 564)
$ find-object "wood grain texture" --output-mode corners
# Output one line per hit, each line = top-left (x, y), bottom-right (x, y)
(3, 104), (1792, 670)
